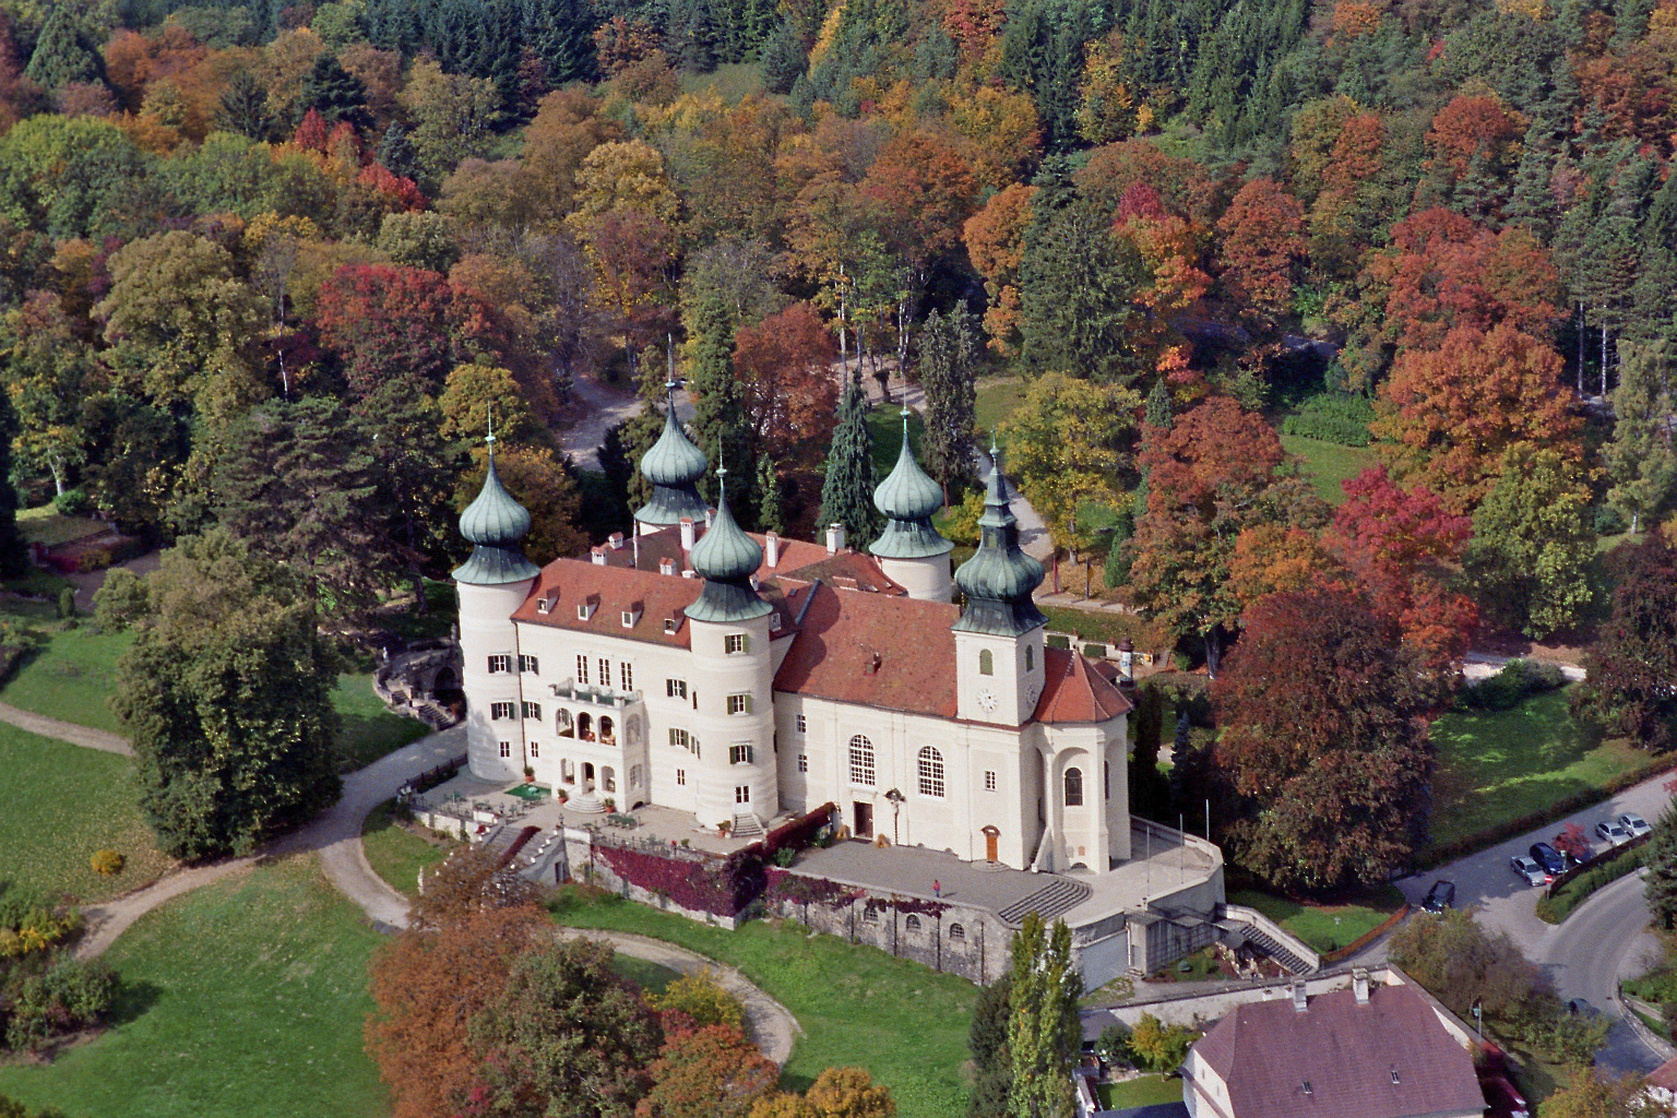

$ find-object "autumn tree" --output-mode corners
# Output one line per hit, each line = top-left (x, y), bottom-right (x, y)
(1214, 588), (1432, 893)
(313, 263), (463, 398)
(1373, 322), (1578, 515)
(1539, 1066), (1667, 1118)
(732, 302), (838, 469)
(1575, 537), (1677, 751)
(367, 902), (548, 1118)
(1216, 177), (1306, 325)
(1465, 447), (1595, 640)
(1, 290), (95, 496)
(963, 183), (1035, 356)
(1322, 466), (1477, 674)
(635, 1023), (777, 1118)
(465, 936), (663, 1118)
(751, 1068), (897, 1118)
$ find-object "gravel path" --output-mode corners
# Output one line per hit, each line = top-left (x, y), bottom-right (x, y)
(0, 700), (132, 755)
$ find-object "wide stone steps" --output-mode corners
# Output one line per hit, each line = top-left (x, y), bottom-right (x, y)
(731, 812), (765, 838)
(1236, 923), (1313, 975)
(997, 878), (1092, 925)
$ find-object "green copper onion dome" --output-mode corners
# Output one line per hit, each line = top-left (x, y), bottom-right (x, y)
(453, 438), (541, 585)
(686, 468), (773, 624)
(636, 384), (710, 527)
(871, 410), (952, 560)
(952, 444), (1045, 636)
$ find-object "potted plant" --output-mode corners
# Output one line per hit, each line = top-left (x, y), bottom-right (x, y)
(718, 819), (732, 838)
(556, 787), (569, 804)
(523, 765), (535, 783)
(602, 796), (616, 812)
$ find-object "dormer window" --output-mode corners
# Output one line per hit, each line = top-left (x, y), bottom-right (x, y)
(664, 617), (679, 633)
(536, 596), (554, 614)
(622, 602), (643, 627)
(577, 596), (598, 620)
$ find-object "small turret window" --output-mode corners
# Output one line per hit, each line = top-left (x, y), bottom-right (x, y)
(1064, 767), (1084, 807)
(726, 633), (749, 654)
(1025, 645), (1034, 671)
(979, 649), (994, 676)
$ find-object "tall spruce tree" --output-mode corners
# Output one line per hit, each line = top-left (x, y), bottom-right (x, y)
(1605, 342), (1677, 533)
(1007, 913), (1081, 1118)
(0, 386), (28, 578)
(23, 5), (100, 90)
(216, 70), (277, 140)
(919, 307), (978, 498)
(297, 53), (373, 131)
(1647, 802), (1677, 930)
(817, 374), (879, 545)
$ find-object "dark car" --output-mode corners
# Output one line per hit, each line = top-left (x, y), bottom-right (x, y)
(1422, 879), (1456, 913)
(1480, 1073), (1530, 1118)
(1530, 842), (1566, 877)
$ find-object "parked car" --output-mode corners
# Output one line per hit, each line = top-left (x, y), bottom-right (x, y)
(1620, 811), (1653, 838)
(1480, 1073), (1530, 1118)
(1530, 842), (1567, 878)
(1595, 818), (1632, 847)
(1510, 854), (1548, 886)
(1422, 879), (1456, 913)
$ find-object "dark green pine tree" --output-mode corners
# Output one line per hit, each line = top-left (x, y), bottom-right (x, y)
(216, 69), (277, 140)
(918, 307), (978, 497)
(1504, 115), (1559, 235)
(523, 0), (599, 85)
(1647, 801), (1677, 930)
(967, 973), (1013, 1118)
(754, 450), (784, 535)
(23, 5), (102, 90)
(297, 53), (373, 131)
(377, 123), (419, 180)
(1144, 376), (1172, 429)
(818, 375), (880, 546)
(758, 17), (807, 95)
(0, 387), (29, 578)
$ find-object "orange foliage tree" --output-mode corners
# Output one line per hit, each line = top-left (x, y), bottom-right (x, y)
(731, 302), (839, 468)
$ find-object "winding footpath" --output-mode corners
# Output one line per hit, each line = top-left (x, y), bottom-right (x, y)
(12, 707), (800, 1065)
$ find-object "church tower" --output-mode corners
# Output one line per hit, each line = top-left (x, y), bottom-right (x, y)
(951, 445), (1047, 725)
(683, 468), (780, 829)
(870, 408), (954, 602)
(454, 434), (541, 782)
(634, 384), (709, 536)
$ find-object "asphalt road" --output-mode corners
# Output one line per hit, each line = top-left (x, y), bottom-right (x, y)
(1397, 768), (1677, 1074)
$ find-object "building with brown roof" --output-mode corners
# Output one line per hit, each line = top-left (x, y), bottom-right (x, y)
(1181, 972), (1486, 1118)
(453, 403), (1144, 874)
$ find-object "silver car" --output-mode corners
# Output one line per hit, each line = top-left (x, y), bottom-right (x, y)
(1595, 819), (1632, 847)
(1620, 812), (1653, 839)
(1510, 854), (1547, 886)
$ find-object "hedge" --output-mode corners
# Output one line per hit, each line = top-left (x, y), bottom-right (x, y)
(1536, 845), (1648, 924)
(1280, 393), (1374, 447)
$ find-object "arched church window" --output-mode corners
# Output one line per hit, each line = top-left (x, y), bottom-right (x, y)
(1064, 767), (1084, 807)
(917, 747), (945, 798)
(1025, 645), (1034, 671)
(848, 735), (875, 786)
(978, 649), (993, 676)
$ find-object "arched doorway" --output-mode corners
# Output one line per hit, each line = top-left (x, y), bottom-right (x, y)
(981, 825), (1000, 863)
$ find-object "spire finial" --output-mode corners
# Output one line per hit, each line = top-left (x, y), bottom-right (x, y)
(485, 406), (497, 457)
(716, 454), (728, 501)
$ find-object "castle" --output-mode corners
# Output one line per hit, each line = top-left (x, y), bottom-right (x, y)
(453, 400), (1136, 874)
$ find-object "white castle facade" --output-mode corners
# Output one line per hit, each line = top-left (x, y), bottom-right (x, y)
(453, 405), (1136, 874)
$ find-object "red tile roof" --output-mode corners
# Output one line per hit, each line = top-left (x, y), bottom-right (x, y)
(591, 525), (906, 594)
(1035, 647), (1133, 724)
(1190, 983), (1483, 1118)
(1647, 1056), (1677, 1094)
(772, 581), (961, 717)
(513, 560), (797, 645)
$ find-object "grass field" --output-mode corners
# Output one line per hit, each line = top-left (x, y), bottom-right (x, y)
(1226, 887), (1404, 953)
(1099, 1075), (1183, 1108)
(0, 724), (171, 903)
(0, 855), (389, 1118)
(975, 377), (1028, 442)
(333, 674), (429, 771)
(1280, 434), (1377, 506)
(550, 887), (975, 1116)
(866, 404), (927, 483)
(361, 801), (457, 898)
(0, 624), (132, 734)
(1428, 687), (1647, 851)
(15, 508), (109, 548)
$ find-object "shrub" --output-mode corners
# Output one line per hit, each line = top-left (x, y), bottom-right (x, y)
(648, 968), (746, 1031)
(90, 848), (124, 876)
(1280, 392), (1375, 446)
(2, 958), (118, 1052)
(56, 586), (76, 619)
(1536, 845), (1646, 924)
(1457, 659), (1568, 712)
(52, 488), (90, 516)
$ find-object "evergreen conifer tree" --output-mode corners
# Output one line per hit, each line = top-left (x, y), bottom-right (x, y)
(818, 375), (879, 545)
(23, 6), (101, 90)
(0, 386), (28, 579)
(377, 124), (419, 180)
(1007, 913), (1081, 1118)
(298, 53), (373, 131)
(1647, 802), (1677, 930)
(216, 69), (276, 140)
(919, 307), (978, 497)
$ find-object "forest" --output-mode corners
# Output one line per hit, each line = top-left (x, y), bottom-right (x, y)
(0, 0), (1675, 890)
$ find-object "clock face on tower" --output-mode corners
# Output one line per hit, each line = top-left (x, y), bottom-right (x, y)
(976, 687), (998, 713)
(1025, 681), (1041, 709)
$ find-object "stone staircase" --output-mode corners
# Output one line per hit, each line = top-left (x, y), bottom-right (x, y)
(731, 812), (765, 838)
(1220, 918), (1316, 975)
(566, 790), (606, 814)
(997, 877), (1092, 925)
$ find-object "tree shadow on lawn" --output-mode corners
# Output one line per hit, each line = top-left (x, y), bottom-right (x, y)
(106, 978), (162, 1029)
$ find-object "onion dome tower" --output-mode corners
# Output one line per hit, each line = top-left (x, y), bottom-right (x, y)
(454, 426), (540, 781)
(951, 444), (1047, 725)
(634, 382), (709, 535)
(870, 408), (954, 601)
(686, 466), (773, 624)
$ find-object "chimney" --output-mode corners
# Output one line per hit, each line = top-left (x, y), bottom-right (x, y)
(766, 531), (780, 568)
(1291, 981), (1307, 1013)
(659, 556), (676, 577)
(608, 531), (625, 550)
(680, 517), (696, 552)
(705, 506), (715, 529)
(682, 568), (696, 579)
(590, 546), (607, 565)
(826, 522), (845, 554)
(1353, 967), (1370, 1005)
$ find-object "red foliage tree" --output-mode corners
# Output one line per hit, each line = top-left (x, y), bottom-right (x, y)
(1322, 466), (1477, 673)
(859, 130), (980, 271)
(634, 1023), (778, 1118)
(731, 302), (838, 468)
(1216, 177), (1307, 323)
(314, 263), (467, 397)
(1213, 587), (1433, 893)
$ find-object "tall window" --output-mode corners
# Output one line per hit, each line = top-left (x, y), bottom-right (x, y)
(499, 741), (511, 758)
(518, 654), (539, 673)
(797, 753), (808, 773)
(529, 741), (540, 758)
(917, 747), (945, 798)
(848, 735), (875, 786)
(488, 654), (512, 673)
(984, 770), (997, 792)
(667, 678), (688, 700)
(1025, 645), (1034, 671)
(597, 658), (610, 687)
(729, 743), (754, 765)
(576, 655), (589, 684)
(727, 693), (752, 715)
(676, 769), (687, 786)
(522, 701), (541, 720)
(619, 662), (634, 691)
(735, 784), (751, 804)
(978, 649), (993, 675)
(490, 701), (514, 720)
(1064, 767), (1084, 807)
(629, 764), (642, 788)
(795, 713), (807, 733)
(669, 728), (691, 749)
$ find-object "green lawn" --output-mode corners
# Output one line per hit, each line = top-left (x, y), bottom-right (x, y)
(0, 723), (171, 903)
(1226, 887), (1404, 953)
(1098, 1075), (1183, 1108)
(549, 887), (975, 1117)
(0, 855), (389, 1118)
(16, 507), (109, 548)
(333, 674), (429, 772)
(612, 955), (682, 995)
(1428, 687), (1647, 851)
(866, 403), (927, 483)
(1280, 434), (1377, 506)
(361, 801), (457, 898)
(975, 377), (1028, 442)
(0, 624), (133, 734)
